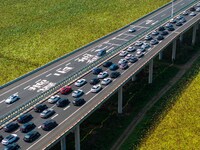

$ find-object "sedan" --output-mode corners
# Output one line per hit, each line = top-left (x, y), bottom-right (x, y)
(48, 95), (60, 104)
(196, 7), (200, 12)
(110, 72), (120, 78)
(119, 63), (129, 70)
(75, 79), (87, 87)
(157, 35), (164, 41)
(40, 108), (55, 119)
(176, 15), (183, 20)
(109, 64), (119, 71)
(91, 85), (102, 93)
(118, 59), (128, 64)
(141, 43), (151, 49)
(144, 35), (152, 40)
(150, 39), (159, 45)
(134, 41), (143, 46)
(189, 12), (196, 16)
(128, 56), (138, 63)
(97, 71), (109, 79)
(179, 18), (186, 23)
(103, 61), (112, 67)
(167, 27), (175, 31)
(90, 78), (100, 85)
(59, 86), (72, 94)
(128, 27), (136, 33)
(182, 10), (189, 15)
(190, 7), (196, 11)
(1, 134), (19, 145)
(197, 2), (200, 7)
(92, 67), (103, 75)
(72, 89), (84, 98)
(151, 30), (159, 36)
(119, 51), (128, 57)
(169, 18), (176, 24)
(4, 122), (19, 132)
(127, 46), (136, 52)
(34, 104), (48, 113)
(20, 122), (36, 133)
(137, 47), (145, 53)
(101, 78), (112, 85)
(41, 120), (57, 131)
(165, 23), (173, 28)
(5, 95), (20, 104)
(17, 113), (33, 124)
(3, 143), (20, 150)
(56, 99), (69, 107)
(158, 26), (165, 31)
(23, 130), (40, 142)
(125, 54), (134, 60)
(72, 98), (85, 106)
(97, 49), (106, 56)
(176, 21), (183, 26)
(160, 31), (168, 36)
(136, 51), (144, 58)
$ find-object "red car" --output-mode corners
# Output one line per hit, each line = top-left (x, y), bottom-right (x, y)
(60, 86), (72, 94)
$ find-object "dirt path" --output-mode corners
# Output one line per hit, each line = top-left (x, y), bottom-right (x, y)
(111, 51), (200, 150)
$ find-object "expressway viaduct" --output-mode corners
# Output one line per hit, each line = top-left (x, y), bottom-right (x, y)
(0, 0), (200, 149)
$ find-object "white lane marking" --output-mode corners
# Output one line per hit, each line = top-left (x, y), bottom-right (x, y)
(53, 73), (60, 76)
(123, 34), (135, 37)
(181, 2), (185, 6)
(161, 14), (166, 17)
(134, 25), (148, 29)
(107, 42), (121, 46)
(35, 79), (41, 83)
(15, 129), (20, 133)
(24, 85), (30, 90)
(115, 38), (129, 41)
(107, 47), (115, 52)
(85, 90), (91, 95)
(0, 100), (5, 104)
(151, 20), (159, 25)
(7, 104), (12, 107)
(51, 114), (58, 119)
(63, 105), (70, 111)
(38, 126), (41, 129)
(46, 73), (52, 77)
(50, 104), (56, 109)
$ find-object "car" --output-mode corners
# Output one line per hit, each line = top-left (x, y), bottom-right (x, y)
(0, 135), (3, 142)
(89, 78), (100, 85)
(97, 71), (109, 79)
(101, 78), (112, 85)
(196, 7), (200, 12)
(197, 3), (200, 7)
(20, 122), (36, 133)
(59, 86), (72, 94)
(190, 7), (196, 11)
(158, 26), (165, 31)
(137, 47), (146, 53)
(189, 12), (196, 16)
(176, 15), (183, 20)
(119, 63), (129, 70)
(157, 35), (164, 41)
(23, 130), (40, 142)
(97, 49), (106, 56)
(75, 78), (87, 87)
(160, 31), (169, 36)
(167, 27), (175, 31)
(56, 99), (69, 107)
(165, 23), (173, 28)
(103, 61), (112, 67)
(176, 21), (183, 26)
(48, 95), (60, 104)
(72, 98), (85, 106)
(136, 51), (144, 58)
(141, 43), (151, 49)
(3, 122), (19, 132)
(134, 41), (143, 46)
(5, 95), (20, 104)
(72, 89), (84, 98)
(125, 54), (134, 60)
(41, 120), (57, 131)
(150, 39), (159, 45)
(40, 108), (55, 119)
(110, 72), (120, 78)
(3, 143), (20, 150)
(92, 67), (103, 75)
(109, 64), (119, 71)
(128, 56), (138, 63)
(119, 50), (128, 57)
(118, 59), (128, 64)
(91, 84), (102, 93)
(144, 35), (152, 40)
(182, 10), (189, 15)
(128, 27), (136, 33)
(34, 104), (48, 113)
(151, 30), (159, 36)
(1, 134), (19, 146)
(179, 17), (186, 23)
(169, 18), (176, 24)
(17, 113), (33, 124)
(127, 46), (136, 52)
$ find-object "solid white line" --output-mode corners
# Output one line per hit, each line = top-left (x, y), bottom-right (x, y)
(46, 73), (52, 77)
(134, 25), (149, 29)
(63, 105), (70, 111)
(115, 38), (129, 41)
(15, 129), (20, 133)
(51, 114), (58, 119)
(50, 105), (56, 109)
(7, 104), (12, 107)
(24, 85), (30, 90)
(0, 100), (5, 104)
(38, 126), (41, 129)
(53, 73), (60, 76)
(35, 79), (41, 83)
(85, 90), (91, 95)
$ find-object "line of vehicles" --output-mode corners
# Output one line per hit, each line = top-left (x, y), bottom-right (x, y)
(1, 2), (200, 149)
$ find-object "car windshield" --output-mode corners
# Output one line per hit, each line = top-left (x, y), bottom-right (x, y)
(6, 135), (13, 140)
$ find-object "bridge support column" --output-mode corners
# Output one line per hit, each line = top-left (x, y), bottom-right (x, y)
(179, 34), (183, 43)
(172, 40), (177, 62)
(75, 125), (80, 150)
(148, 59), (153, 84)
(192, 23), (197, 46)
(159, 52), (163, 60)
(61, 136), (66, 150)
(132, 75), (136, 81)
(118, 86), (123, 114)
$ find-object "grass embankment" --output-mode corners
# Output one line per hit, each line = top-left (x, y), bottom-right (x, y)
(0, 0), (170, 85)
(120, 54), (200, 150)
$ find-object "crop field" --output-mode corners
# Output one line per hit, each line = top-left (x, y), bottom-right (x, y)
(120, 54), (200, 150)
(0, 0), (170, 85)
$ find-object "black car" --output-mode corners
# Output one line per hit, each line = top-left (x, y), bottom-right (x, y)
(161, 31), (168, 36)
(176, 21), (182, 26)
(23, 130), (40, 142)
(157, 35), (164, 41)
(34, 104), (48, 113)
(92, 68), (102, 75)
(56, 99), (69, 107)
(20, 122), (36, 133)
(4, 122), (19, 132)
(109, 64), (119, 71)
(3, 143), (20, 150)
(110, 72), (121, 78)
(17, 113), (33, 123)
(90, 78), (100, 85)
(0, 135), (3, 142)
(158, 26), (165, 31)
(103, 61), (112, 67)
(72, 98), (85, 106)
(41, 120), (57, 131)
(190, 7), (196, 11)
(167, 27), (175, 31)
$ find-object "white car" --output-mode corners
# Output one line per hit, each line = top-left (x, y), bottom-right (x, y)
(1, 134), (18, 145)
(97, 71), (109, 79)
(5, 95), (20, 104)
(72, 89), (84, 98)
(127, 46), (136, 52)
(128, 27), (136, 33)
(134, 41), (143, 46)
(118, 59), (128, 65)
(125, 54), (134, 60)
(196, 7), (200, 12)
(75, 78), (87, 87)
(119, 51), (128, 57)
(91, 84), (102, 93)
(48, 95), (60, 104)
(101, 78), (112, 85)
(189, 12), (196, 16)
(141, 43), (151, 49)
(136, 51), (144, 58)
(169, 18), (176, 24)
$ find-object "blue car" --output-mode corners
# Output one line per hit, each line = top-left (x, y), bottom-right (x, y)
(109, 64), (119, 71)
(97, 49), (106, 56)
(92, 67), (103, 75)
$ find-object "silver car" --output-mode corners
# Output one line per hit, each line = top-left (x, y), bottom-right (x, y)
(127, 46), (136, 52)
(119, 51), (128, 57)
(118, 59), (128, 64)
(5, 95), (20, 104)
(72, 89), (84, 98)
(75, 79), (87, 87)
(134, 41), (143, 46)
(91, 84), (102, 93)
(40, 108), (55, 119)
(101, 78), (112, 85)
(97, 71), (109, 79)
(128, 27), (136, 33)
(48, 95), (60, 104)
(1, 134), (18, 145)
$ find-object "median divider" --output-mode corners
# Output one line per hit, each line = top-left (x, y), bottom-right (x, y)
(0, 0), (198, 129)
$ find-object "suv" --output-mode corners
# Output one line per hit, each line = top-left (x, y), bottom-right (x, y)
(4, 122), (19, 132)
(20, 122), (36, 133)
(23, 130), (40, 142)
(34, 104), (48, 113)
(56, 99), (69, 107)
(17, 113), (33, 123)
(41, 120), (57, 131)
(72, 98), (85, 106)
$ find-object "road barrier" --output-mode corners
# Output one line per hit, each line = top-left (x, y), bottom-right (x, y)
(0, 0), (198, 128)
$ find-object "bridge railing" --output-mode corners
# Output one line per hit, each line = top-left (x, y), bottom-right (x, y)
(0, 0), (198, 127)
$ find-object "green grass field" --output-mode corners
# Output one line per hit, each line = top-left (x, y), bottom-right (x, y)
(120, 54), (200, 150)
(0, 0), (170, 85)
